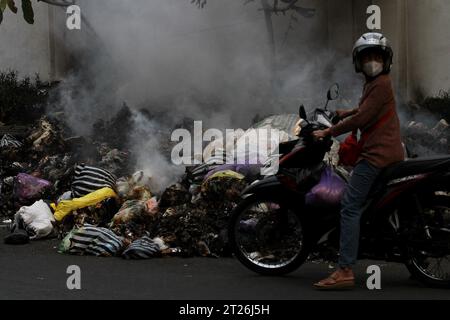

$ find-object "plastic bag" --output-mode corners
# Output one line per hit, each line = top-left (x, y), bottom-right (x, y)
(53, 187), (117, 222)
(14, 173), (52, 201)
(58, 224), (124, 256)
(115, 171), (152, 201)
(305, 166), (346, 207)
(111, 197), (158, 226)
(14, 200), (55, 240)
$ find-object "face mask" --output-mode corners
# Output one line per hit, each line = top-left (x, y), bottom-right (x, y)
(362, 61), (383, 77)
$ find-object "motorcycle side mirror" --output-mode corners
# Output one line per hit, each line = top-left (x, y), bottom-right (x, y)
(325, 83), (339, 110)
(327, 83), (340, 101)
(299, 105), (307, 120)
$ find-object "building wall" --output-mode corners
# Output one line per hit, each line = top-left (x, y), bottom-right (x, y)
(367, 0), (450, 100)
(2, 1), (450, 100)
(405, 0), (450, 98)
(0, 3), (69, 81)
(0, 3), (52, 79)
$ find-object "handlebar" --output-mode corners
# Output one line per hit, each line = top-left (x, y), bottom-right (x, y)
(331, 114), (341, 125)
(295, 108), (342, 139)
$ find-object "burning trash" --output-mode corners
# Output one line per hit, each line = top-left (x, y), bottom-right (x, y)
(1, 70), (449, 260)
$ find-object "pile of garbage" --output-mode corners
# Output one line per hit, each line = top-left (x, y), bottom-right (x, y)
(403, 118), (449, 157)
(1, 110), (302, 258)
(0, 72), (303, 258)
(0, 114), (130, 213)
(402, 92), (450, 157)
(2, 159), (258, 258)
(0, 117), (247, 257)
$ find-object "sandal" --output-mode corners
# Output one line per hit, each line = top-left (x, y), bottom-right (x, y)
(314, 271), (355, 290)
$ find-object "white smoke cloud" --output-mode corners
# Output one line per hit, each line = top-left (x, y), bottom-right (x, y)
(49, 0), (362, 187)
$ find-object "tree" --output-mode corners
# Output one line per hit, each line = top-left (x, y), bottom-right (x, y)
(0, 0), (75, 25)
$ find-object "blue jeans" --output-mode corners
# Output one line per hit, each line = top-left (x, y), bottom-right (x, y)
(338, 160), (381, 268)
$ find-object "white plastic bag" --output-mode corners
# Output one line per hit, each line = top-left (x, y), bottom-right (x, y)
(15, 200), (55, 240)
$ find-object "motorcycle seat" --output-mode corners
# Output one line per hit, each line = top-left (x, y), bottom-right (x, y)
(378, 155), (450, 183)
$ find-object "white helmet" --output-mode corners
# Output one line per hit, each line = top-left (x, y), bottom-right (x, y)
(353, 32), (393, 74)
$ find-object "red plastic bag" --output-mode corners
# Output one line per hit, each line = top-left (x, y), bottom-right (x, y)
(338, 131), (361, 167)
(305, 167), (346, 207)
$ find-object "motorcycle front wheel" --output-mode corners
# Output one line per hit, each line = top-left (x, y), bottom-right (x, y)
(229, 195), (310, 276)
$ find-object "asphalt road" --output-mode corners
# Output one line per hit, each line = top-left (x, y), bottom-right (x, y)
(0, 229), (449, 300)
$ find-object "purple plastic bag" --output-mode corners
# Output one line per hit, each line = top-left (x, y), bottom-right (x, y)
(305, 167), (346, 207)
(14, 173), (52, 201)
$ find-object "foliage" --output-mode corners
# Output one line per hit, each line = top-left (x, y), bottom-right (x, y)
(0, 0), (34, 24)
(0, 70), (50, 124)
(0, 0), (74, 25)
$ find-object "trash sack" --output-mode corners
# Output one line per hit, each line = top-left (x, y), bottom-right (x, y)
(111, 197), (159, 226)
(53, 187), (118, 222)
(128, 186), (152, 202)
(115, 171), (152, 201)
(122, 233), (165, 259)
(58, 224), (124, 257)
(0, 134), (22, 149)
(183, 163), (220, 186)
(71, 164), (117, 198)
(14, 173), (52, 201)
(130, 171), (152, 188)
(204, 164), (261, 181)
(116, 177), (131, 198)
(14, 200), (55, 240)
(57, 191), (72, 204)
(201, 170), (247, 202)
(305, 167), (346, 207)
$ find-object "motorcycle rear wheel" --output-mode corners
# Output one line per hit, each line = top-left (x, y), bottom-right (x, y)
(405, 190), (450, 288)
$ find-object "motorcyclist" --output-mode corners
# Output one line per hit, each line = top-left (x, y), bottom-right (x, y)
(312, 32), (405, 290)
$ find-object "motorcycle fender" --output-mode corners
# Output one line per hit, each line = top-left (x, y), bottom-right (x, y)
(241, 176), (281, 196)
(420, 171), (449, 188)
(240, 176), (302, 201)
(377, 171), (449, 210)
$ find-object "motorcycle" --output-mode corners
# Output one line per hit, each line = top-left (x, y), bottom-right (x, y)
(229, 84), (450, 287)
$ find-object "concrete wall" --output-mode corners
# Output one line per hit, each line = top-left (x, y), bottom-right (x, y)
(323, 0), (450, 102)
(0, 3), (68, 81)
(2, 0), (450, 101)
(0, 3), (51, 79)
(359, 0), (450, 100)
(404, 0), (450, 98)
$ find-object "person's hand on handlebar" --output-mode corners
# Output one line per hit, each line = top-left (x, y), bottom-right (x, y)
(312, 128), (331, 141)
(293, 120), (302, 136)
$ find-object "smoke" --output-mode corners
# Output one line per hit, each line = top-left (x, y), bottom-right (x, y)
(50, 0), (362, 188)
(129, 111), (185, 192)
(60, 0), (274, 128)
